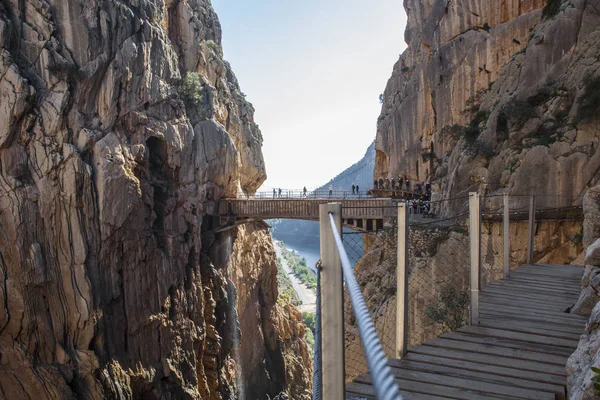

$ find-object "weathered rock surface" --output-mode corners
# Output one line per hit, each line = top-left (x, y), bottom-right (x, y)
(376, 0), (600, 208)
(567, 302), (600, 399)
(0, 1), (310, 399)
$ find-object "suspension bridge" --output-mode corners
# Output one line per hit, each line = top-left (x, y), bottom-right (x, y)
(212, 193), (586, 399)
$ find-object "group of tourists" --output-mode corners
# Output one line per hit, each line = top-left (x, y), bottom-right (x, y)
(407, 198), (431, 215)
(373, 176), (432, 199)
(351, 184), (361, 194)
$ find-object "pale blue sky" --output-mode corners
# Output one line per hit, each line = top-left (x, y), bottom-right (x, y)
(212, 0), (407, 191)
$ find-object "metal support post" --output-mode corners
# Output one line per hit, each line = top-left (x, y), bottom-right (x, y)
(469, 193), (481, 326)
(396, 203), (409, 358)
(319, 203), (345, 398)
(503, 193), (510, 278)
(527, 195), (536, 264)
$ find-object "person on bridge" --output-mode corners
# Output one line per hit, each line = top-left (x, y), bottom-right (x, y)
(373, 179), (378, 189)
(352, 184), (356, 195)
(329, 184), (333, 197)
(379, 177), (384, 189)
(303, 186), (307, 198)
(278, 188), (282, 198)
(356, 184), (360, 195)
(273, 188), (276, 198)
(391, 178), (396, 190)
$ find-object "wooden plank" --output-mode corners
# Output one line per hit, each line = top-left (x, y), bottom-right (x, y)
(490, 280), (581, 295)
(488, 281), (580, 296)
(457, 325), (579, 348)
(479, 312), (585, 334)
(345, 382), (445, 400)
(482, 303), (587, 326)
(388, 358), (564, 396)
(522, 263), (584, 272)
(479, 319), (582, 341)
(508, 275), (582, 287)
(424, 337), (569, 365)
(376, 365), (555, 400)
(481, 286), (577, 303)
(513, 268), (583, 279)
(479, 303), (587, 324)
(480, 303), (587, 324)
(409, 345), (567, 376)
(442, 331), (575, 357)
(403, 352), (567, 386)
(354, 374), (512, 400)
(480, 293), (579, 312)
(479, 313), (583, 334)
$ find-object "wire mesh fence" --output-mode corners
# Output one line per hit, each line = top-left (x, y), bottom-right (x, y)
(407, 196), (471, 348)
(341, 207), (397, 382)
(315, 192), (585, 388)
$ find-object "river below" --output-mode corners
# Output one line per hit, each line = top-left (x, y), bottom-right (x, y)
(274, 240), (316, 313)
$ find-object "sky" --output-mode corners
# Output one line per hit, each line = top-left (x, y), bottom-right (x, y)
(212, 0), (408, 191)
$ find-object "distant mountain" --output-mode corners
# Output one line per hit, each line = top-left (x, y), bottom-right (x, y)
(315, 140), (375, 193)
(270, 141), (375, 242)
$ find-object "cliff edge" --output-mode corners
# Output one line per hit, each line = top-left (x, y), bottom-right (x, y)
(0, 1), (311, 399)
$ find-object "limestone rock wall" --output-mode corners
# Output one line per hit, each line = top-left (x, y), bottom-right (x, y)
(376, 0), (600, 208)
(0, 1), (309, 399)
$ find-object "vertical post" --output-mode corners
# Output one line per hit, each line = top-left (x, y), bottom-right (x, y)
(503, 193), (510, 278)
(527, 194), (536, 265)
(319, 203), (344, 398)
(396, 203), (409, 359)
(469, 193), (481, 326)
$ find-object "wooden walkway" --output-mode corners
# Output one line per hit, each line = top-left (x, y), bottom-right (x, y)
(347, 263), (586, 400)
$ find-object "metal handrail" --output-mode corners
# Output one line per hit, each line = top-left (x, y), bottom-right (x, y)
(328, 212), (403, 400)
(313, 261), (322, 400)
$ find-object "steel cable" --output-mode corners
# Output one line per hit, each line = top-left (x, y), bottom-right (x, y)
(328, 213), (403, 400)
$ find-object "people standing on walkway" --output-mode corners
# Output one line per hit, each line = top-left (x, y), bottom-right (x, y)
(379, 177), (384, 189)
(374, 179), (378, 189)
(352, 184), (356, 195)
(329, 184), (333, 197)
(303, 186), (307, 198)
(356, 184), (360, 196)
(278, 188), (282, 198)
(273, 188), (276, 198)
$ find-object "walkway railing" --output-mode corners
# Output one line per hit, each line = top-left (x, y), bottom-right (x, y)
(313, 194), (584, 397)
(315, 203), (402, 399)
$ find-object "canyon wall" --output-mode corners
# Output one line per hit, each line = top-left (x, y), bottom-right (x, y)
(376, 0), (600, 208)
(0, 1), (310, 399)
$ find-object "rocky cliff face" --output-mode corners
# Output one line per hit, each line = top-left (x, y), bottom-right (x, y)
(376, 0), (600, 207)
(0, 1), (310, 399)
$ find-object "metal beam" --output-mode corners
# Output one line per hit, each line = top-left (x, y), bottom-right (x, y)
(527, 195), (536, 264)
(396, 203), (409, 359)
(469, 193), (481, 326)
(319, 203), (345, 398)
(503, 193), (510, 278)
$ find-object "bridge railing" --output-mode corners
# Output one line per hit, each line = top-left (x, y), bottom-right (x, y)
(218, 198), (396, 221)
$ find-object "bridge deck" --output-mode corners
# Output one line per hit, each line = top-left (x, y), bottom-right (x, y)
(347, 263), (586, 400)
(218, 198), (396, 220)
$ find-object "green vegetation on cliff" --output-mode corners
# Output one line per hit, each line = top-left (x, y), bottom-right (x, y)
(277, 257), (301, 307)
(278, 242), (317, 289)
